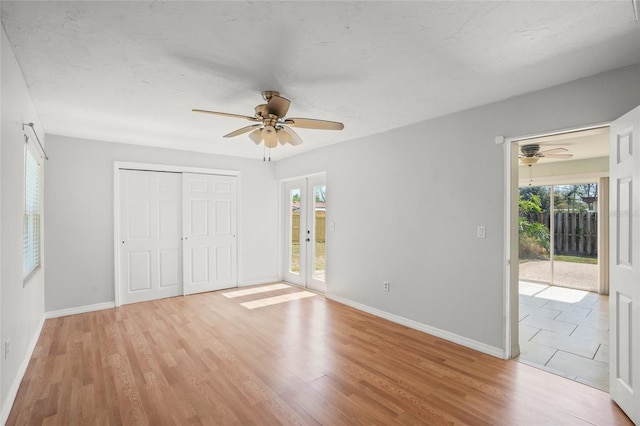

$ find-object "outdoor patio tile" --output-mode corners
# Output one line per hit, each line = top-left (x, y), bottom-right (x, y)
(546, 350), (608, 391)
(573, 293), (607, 309)
(521, 315), (577, 335)
(594, 344), (609, 363)
(517, 340), (557, 366)
(519, 304), (561, 320)
(572, 325), (609, 346)
(530, 329), (600, 359)
(519, 294), (549, 307)
(540, 300), (592, 316)
(519, 324), (541, 342)
(556, 311), (609, 331)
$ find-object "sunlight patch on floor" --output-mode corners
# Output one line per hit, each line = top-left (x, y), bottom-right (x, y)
(241, 291), (316, 309)
(222, 283), (291, 298)
(519, 281), (549, 296)
(534, 286), (590, 304)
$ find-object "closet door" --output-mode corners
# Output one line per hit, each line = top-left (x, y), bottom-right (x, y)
(183, 173), (238, 295)
(119, 170), (182, 305)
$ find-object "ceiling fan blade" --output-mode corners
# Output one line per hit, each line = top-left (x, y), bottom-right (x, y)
(285, 118), (344, 130)
(223, 124), (262, 138)
(279, 126), (303, 146)
(538, 147), (568, 155)
(263, 126), (278, 148)
(192, 109), (259, 121)
(248, 128), (263, 145)
(266, 95), (291, 118)
(543, 153), (573, 158)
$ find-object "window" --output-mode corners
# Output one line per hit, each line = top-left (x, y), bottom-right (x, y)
(23, 142), (41, 279)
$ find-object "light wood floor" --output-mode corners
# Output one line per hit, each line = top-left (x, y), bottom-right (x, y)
(8, 284), (632, 425)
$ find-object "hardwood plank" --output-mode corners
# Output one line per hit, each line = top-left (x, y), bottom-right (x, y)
(6, 283), (633, 425)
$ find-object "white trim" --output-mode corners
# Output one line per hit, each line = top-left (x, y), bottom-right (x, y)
(326, 293), (505, 359)
(113, 161), (240, 307)
(503, 139), (513, 359)
(45, 302), (116, 319)
(1, 315), (45, 425)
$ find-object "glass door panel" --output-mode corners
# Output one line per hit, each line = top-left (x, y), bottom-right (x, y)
(290, 187), (301, 275)
(518, 186), (552, 287)
(551, 183), (598, 291)
(312, 184), (326, 281)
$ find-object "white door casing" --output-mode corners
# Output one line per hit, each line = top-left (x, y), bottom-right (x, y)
(183, 173), (238, 295)
(609, 106), (640, 425)
(119, 170), (182, 305)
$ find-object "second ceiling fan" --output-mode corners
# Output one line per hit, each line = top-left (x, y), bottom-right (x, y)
(193, 91), (344, 149)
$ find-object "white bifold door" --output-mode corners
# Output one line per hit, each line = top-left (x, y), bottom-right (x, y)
(118, 170), (237, 305)
(609, 105), (640, 425)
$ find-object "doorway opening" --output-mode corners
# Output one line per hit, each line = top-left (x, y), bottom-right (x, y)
(510, 127), (610, 391)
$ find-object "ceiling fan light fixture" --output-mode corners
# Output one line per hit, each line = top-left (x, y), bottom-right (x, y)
(263, 125), (278, 148)
(520, 157), (540, 166)
(276, 128), (291, 145)
(248, 128), (263, 145)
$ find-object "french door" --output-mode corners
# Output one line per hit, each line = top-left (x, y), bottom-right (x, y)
(283, 176), (327, 293)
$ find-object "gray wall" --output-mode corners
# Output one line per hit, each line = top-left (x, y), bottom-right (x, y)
(275, 64), (640, 352)
(44, 136), (280, 312)
(1, 28), (46, 420)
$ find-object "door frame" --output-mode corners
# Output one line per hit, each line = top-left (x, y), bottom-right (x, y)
(502, 123), (610, 359)
(113, 161), (239, 307)
(280, 172), (327, 292)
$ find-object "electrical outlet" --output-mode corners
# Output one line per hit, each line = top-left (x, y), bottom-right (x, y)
(383, 281), (390, 292)
(4, 339), (9, 359)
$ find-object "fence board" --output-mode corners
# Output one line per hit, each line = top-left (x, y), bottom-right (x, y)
(525, 212), (597, 257)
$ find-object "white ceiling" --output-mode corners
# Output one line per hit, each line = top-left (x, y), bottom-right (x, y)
(2, 1), (639, 161)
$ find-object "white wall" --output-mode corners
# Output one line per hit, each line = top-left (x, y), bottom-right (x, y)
(44, 135), (280, 312)
(1, 28), (46, 420)
(275, 64), (640, 354)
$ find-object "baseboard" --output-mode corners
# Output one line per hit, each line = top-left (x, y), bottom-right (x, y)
(45, 301), (116, 319)
(1, 314), (45, 424)
(325, 293), (505, 359)
(238, 278), (282, 287)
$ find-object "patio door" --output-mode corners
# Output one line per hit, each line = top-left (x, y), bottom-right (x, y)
(609, 106), (640, 424)
(283, 176), (327, 293)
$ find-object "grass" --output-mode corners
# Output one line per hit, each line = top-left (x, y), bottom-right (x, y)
(554, 255), (598, 264)
(290, 242), (325, 273)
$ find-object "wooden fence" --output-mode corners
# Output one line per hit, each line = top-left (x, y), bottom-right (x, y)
(525, 212), (597, 257)
(291, 211), (326, 243)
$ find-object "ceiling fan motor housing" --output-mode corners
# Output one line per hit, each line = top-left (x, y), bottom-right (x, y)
(521, 144), (540, 157)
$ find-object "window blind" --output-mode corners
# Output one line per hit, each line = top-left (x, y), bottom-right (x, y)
(24, 145), (41, 278)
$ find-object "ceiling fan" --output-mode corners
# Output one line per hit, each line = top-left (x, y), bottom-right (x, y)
(519, 144), (573, 165)
(193, 91), (344, 158)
